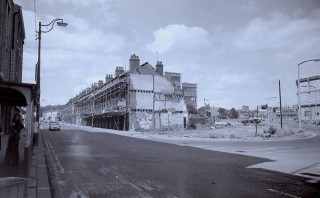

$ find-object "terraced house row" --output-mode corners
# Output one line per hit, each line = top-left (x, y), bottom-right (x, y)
(61, 54), (197, 131)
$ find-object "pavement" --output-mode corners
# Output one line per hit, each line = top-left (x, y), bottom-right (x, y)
(27, 132), (51, 198)
(0, 130), (51, 198)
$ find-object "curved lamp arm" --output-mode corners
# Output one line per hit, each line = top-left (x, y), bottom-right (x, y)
(41, 19), (68, 34)
(298, 59), (320, 66)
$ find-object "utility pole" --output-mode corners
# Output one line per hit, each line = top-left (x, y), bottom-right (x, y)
(152, 75), (155, 130)
(92, 88), (95, 128)
(255, 105), (258, 136)
(279, 80), (283, 128)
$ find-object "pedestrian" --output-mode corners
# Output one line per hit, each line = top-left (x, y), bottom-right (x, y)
(4, 113), (24, 166)
(33, 121), (39, 148)
(0, 126), (2, 151)
(0, 118), (3, 151)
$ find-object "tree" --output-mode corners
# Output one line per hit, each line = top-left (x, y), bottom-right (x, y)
(229, 108), (239, 119)
(218, 108), (227, 119)
(260, 104), (268, 110)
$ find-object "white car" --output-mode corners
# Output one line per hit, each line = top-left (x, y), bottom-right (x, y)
(49, 122), (60, 131)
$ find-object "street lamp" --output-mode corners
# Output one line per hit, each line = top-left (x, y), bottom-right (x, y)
(297, 59), (320, 131)
(36, 18), (67, 124)
(301, 85), (318, 125)
(267, 97), (277, 125)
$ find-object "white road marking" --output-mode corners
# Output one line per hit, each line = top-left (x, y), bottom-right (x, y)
(268, 189), (301, 198)
(243, 147), (295, 151)
(43, 135), (65, 174)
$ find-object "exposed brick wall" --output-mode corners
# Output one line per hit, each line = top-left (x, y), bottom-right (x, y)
(0, 0), (24, 82)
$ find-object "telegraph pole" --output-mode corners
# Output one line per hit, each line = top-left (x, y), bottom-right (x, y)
(279, 80), (283, 128)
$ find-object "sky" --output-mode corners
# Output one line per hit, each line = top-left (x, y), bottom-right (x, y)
(14, 0), (320, 110)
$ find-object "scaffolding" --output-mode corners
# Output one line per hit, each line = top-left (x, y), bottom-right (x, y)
(63, 73), (130, 130)
(297, 75), (320, 123)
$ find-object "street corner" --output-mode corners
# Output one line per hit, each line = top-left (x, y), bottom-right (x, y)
(293, 163), (320, 184)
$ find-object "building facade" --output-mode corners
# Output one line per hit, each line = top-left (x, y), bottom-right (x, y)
(297, 75), (320, 122)
(62, 55), (193, 131)
(165, 72), (182, 93)
(0, 1), (37, 177)
(0, 0), (26, 133)
(43, 111), (62, 122)
(0, 0), (25, 82)
(182, 82), (197, 109)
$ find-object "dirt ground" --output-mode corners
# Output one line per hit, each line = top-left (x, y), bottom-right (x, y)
(142, 119), (314, 140)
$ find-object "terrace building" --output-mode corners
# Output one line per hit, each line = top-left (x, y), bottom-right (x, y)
(62, 55), (196, 131)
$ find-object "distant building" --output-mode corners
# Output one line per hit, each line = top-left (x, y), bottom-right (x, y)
(198, 104), (218, 119)
(275, 106), (297, 120)
(43, 111), (62, 122)
(297, 75), (320, 122)
(165, 72), (182, 93)
(242, 105), (249, 112)
(240, 105), (250, 118)
(182, 83), (197, 109)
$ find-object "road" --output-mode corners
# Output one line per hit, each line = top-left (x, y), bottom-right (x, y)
(155, 120), (320, 183)
(41, 123), (319, 198)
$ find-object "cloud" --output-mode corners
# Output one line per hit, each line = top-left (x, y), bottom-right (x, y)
(145, 24), (211, 53)
(40, 14), (126, 54)
(18, 1), (320, 109)
(240, 0), (258, 12)
(218, 74), (250, 85)
(46, 0), (108, 6)
(21, 10), (126, 105)
(234, 12), (320, 51)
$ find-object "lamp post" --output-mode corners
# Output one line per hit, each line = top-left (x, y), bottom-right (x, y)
(36, 19), (67, 125)
(267, 97), (277, 125)
(297, 59), (320, 131)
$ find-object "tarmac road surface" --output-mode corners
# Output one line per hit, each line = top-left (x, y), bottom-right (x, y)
(41, 125), (320, 198)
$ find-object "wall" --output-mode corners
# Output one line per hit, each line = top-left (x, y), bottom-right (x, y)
(0, 1), (24, 82)
(129, 73), (187, 130)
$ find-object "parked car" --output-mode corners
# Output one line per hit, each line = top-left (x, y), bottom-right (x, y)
(49, 122), (60, 131)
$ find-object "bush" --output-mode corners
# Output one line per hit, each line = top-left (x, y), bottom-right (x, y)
(268, 126), (277, 135)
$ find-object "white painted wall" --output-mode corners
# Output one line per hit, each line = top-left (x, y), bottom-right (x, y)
(130, 74), (153, 90)
(129, 73), (187, 130)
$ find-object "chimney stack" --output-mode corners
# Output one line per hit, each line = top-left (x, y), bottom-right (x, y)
(98, 80), (104, 87)
(115, 66), (124, 77)
(156, 61), (164, 75)
(129, 54), (140, 70)
(105, 74), (113, 83)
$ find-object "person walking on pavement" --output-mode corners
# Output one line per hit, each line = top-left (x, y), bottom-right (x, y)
(4, 113), (24, 166)
(0, 126), (2, 151)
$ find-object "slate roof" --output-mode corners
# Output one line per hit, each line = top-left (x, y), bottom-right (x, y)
(130, 62), (160, 75)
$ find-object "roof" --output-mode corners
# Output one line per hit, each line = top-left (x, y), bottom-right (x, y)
(130, 62), (160, 75)
(0, 81), (36, 106)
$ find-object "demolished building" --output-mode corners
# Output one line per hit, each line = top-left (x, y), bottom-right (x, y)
(62, 55), (194, 131)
